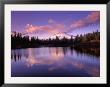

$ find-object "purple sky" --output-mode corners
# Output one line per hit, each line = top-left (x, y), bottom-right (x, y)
(11, 11), (100, 39)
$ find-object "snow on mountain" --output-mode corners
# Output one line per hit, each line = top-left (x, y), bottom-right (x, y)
(50, 32), (72, 39)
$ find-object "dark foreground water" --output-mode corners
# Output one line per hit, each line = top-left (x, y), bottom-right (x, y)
(11, 47), (100, 77)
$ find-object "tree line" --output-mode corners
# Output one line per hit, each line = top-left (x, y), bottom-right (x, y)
(11, 30), (100, 49)
(73, 30), (100, 48)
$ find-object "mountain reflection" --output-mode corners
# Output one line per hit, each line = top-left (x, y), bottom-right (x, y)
(11, 47), (69, 62)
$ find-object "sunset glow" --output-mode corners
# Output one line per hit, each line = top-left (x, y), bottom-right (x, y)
(11, 11), (100, 39)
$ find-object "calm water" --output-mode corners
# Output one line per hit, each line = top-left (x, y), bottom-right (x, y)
(11, 47), (100, 77)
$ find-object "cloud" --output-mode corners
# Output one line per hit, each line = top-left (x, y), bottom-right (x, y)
(25, 20), (66, 34)
(48, 19), (56, 24)
(86, 12), (100, 23)
(70, 20), (86, 28)
(25, 24), (40, 33)
(70, 11), (100, 29)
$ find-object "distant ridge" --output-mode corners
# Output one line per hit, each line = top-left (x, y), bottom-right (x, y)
(50, 32), (76, 39)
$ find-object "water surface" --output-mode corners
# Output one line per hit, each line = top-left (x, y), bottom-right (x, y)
(11, 47), (100, 77)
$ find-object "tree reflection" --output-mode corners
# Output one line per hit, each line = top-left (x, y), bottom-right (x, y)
(11, 50), (22, 62)
(69, 46), (74, 55)
(62, 47), (68, 56)
(73, 47), (100, 57)
(11, 46), (99, 63)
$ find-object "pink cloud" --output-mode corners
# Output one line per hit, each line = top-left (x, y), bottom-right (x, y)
(70, 11), (100, 29)
(70, 20), (86, 28)
(25, 24), (40, 33)
(25, 20), (66, 34)
(86, 12), (100, 23)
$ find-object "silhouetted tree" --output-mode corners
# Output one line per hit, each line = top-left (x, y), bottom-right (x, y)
(11, 30), (100, 49)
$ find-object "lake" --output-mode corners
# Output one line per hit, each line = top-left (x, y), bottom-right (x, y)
(11, 47), (100, 77)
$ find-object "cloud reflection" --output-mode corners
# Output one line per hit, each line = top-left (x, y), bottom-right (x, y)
(25, 48), (65, 68)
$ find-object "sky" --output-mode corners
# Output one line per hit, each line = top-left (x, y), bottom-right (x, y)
(11, 11), (100, 39)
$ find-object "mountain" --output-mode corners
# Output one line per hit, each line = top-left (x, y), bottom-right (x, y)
(50, 32), (72, 39)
